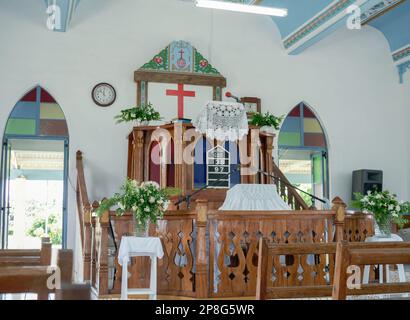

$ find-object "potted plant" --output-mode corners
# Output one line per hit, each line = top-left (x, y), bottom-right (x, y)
(115, 103), (161, 126)
(249, 112), (284, 134)
(95, 179), (178, 236)
(352, 190), (409, 238)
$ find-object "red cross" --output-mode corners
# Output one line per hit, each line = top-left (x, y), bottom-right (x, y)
(166, 84), (196, 118)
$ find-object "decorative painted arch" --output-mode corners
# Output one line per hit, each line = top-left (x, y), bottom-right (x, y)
(278, 102), (327, 149)
(4, 86), (68, 138)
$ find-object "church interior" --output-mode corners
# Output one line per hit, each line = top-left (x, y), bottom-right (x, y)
(1, 0), (410, 301)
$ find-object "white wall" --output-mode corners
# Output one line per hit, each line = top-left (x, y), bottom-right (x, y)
(0, 0), (408, 269)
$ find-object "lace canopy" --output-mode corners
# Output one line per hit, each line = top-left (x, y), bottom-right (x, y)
(193, 101), (249, 141)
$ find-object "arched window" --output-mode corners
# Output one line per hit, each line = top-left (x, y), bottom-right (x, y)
(1, 86), (69, 249)
(278, 102), (329, 207)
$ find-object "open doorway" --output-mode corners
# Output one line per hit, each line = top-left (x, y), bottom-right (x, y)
(0, 86), (69, 249)
(2, 139), (67, 249)
(278, 103), (329, 208)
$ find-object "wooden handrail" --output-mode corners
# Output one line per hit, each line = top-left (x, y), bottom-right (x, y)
(271, 160), (310, 210)
(76, 150), (93, 283)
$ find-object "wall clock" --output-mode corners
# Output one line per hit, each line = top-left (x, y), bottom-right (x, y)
(92, 83), (116, 107)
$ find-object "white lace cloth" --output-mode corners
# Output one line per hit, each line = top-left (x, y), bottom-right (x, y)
(193, 101), (248, 142)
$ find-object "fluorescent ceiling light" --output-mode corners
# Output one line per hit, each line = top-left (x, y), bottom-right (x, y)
(195, 0), (288, 17)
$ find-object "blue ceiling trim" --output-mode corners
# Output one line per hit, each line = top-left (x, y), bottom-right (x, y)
(368, 0), (410, 52)
(398, 60), (410, 83)
(361, 0), (403, 24)
(45, 0), (80, 32)
(260, 0), (334, 39)
(393, 45), (410, 62)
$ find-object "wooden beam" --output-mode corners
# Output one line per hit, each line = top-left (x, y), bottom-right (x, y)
(134, 71), (227, 88)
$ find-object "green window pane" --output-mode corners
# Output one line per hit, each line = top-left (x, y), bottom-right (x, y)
(40, 103), (65, 120)
(279, 132), (301, 147)
(5, 119), (36, 135)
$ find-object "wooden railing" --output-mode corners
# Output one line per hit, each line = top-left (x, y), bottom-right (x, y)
(271, 161), (310, 210)
(90, 198), (374, 298)
(76, 151), (92, 282)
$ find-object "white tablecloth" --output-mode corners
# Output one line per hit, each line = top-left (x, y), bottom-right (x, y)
(219, 184), (291, 211)
(118, 237), (164, 266)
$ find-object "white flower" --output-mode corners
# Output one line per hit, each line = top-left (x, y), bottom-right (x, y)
(144, 207), (150, 212)
(149, 196), (155, 204)
(388, 204), (394, 210)
(157, 199), (163, 205)
(132, 205), (138, 211)
(34, 227), (45, 237)
(369, 201), (375, 206)
(375, 194), (382, 199)
(131, 180), (139, 188)
(142, 181), (160, 189)
(396, 205), (401, 212)
(140, 198), (144, 203)
(163, 200), (170, 211)
(118, 202), (125, 210)
(367, 190), (372, 195)
(392, 212), (399, 218)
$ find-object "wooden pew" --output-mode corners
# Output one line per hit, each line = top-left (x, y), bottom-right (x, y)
(0, 249), (91, 300)
(256, 238), (410, 300)
(0, 237), (51, 267)
(333, 241), (410, 300)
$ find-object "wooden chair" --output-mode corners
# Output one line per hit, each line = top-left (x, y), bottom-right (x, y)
(332, 241), (410, 300)
(256, 238), (410, 300)
(256, 238), (337, 300)
(0, 237), (52, 267)
(0, 249), (91, 300)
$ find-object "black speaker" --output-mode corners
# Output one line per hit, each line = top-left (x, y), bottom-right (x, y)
(352, 169), (383, 199)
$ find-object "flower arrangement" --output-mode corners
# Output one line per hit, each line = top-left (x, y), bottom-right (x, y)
(114, 103), (161, 124)
(249, 112), (284, 130)
(352, 190), (409, 236)
(95, 179), (178, 234)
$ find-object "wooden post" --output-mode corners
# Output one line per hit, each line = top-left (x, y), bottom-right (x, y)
(332, 241), (350, 300)
(57, 249), (74, 284)
(40, 237), (52, 265)
(83, 205), (92, 282)
(332, 197), (346, 242)
(256, 238), (269, 300)
(97, 210), (110, 296)
(91, 220), (97, 289)
(195, 199), (209, 299)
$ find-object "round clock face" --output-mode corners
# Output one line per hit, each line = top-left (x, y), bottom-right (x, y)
(92, 83), (116, 107)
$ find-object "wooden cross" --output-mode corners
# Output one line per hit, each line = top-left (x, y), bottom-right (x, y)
(166, 84), (196, 118)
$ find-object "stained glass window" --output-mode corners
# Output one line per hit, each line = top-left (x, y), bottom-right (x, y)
(278, 103), (327, 148)
(5, 86), (68, 138)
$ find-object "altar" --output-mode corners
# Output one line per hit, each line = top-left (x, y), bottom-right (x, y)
(219, 184), (291, 211)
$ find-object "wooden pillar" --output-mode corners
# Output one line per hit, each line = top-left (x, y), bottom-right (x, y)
(130, 129), (145, 182)
(97, 210), (110, 296)
(332, 197), (347, 242)
(83, 204), (92, 282)
(174, 123), (187, 195)
(195, 199), (209, 299)
(264, 134), (275, 185)
(256, 238), (269, 300)
(91, 215), (97, 289)
(332, 241), (349, 300)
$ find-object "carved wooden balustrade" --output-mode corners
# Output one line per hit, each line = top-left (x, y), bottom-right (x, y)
(89, 198), (374, 298)
(271, 161), (310, 210)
